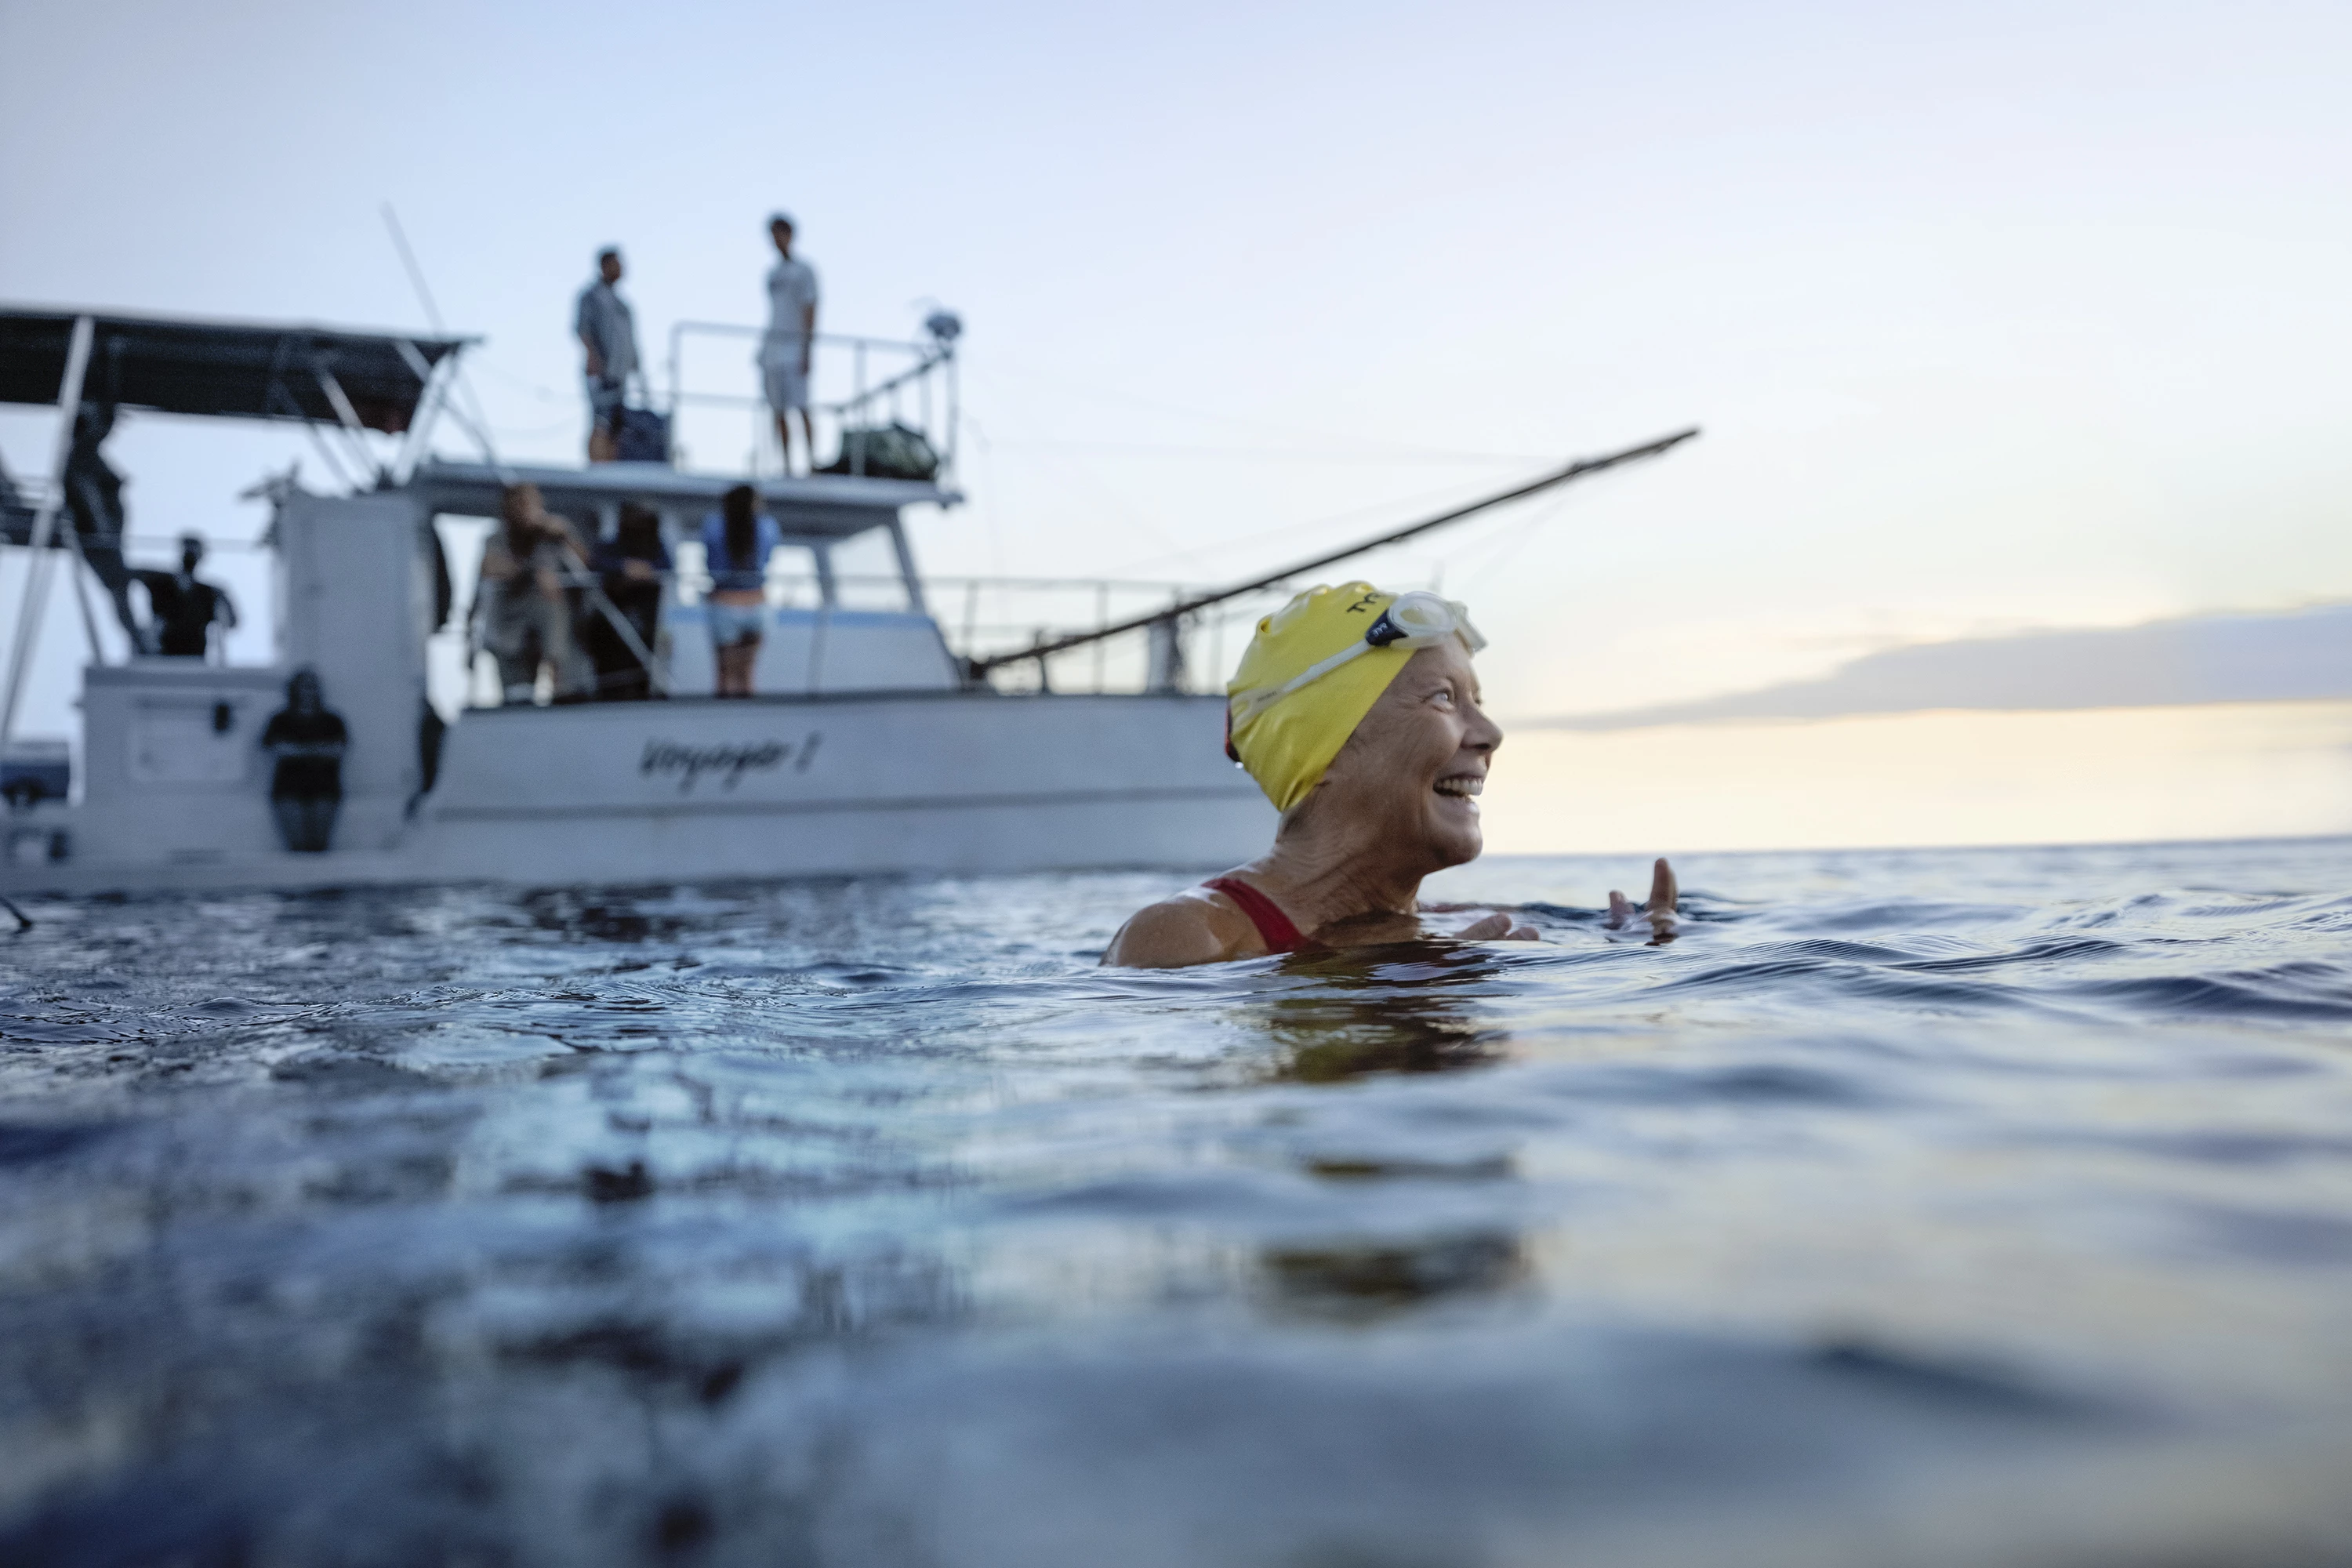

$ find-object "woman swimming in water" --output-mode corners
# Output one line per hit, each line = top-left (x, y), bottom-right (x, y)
(1103, 583), (1677, 967)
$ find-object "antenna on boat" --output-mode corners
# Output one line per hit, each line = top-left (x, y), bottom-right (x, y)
(380, 203), (510, 480)
(383, 204), (450, 338)
(967, 426), (1700, 683)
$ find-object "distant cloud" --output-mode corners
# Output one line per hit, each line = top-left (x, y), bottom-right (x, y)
(1532, 605), (2352, 731)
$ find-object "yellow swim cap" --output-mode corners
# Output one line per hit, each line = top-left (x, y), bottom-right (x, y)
(1225, 583), (1484, 814)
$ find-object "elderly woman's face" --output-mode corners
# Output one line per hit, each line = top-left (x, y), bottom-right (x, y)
(1313, 641), (1501, 867)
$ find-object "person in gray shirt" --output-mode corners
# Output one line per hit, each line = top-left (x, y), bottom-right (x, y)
(575, 247), (641, 463)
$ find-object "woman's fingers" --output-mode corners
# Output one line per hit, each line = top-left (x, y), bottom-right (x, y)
(1608, 861), (1679, 935)
(1451, 913), (1543, 942)
(1647, 858), (1679, 918)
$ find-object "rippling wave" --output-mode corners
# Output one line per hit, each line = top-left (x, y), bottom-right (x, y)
(5, 838), (2352, 1565)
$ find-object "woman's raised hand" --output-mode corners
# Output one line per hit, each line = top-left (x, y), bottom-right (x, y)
(1606, 858), (1679, 941)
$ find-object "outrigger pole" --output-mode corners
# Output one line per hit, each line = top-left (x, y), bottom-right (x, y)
(967, 425), (1700, 682)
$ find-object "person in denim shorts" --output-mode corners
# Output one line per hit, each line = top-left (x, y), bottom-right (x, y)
(699, 484), (781, 697)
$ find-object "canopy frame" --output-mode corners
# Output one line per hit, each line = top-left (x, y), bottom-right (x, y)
(0, 307), (473, 437)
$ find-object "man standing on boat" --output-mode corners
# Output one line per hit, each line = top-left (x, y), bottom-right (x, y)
(63, 401), (149, 652)
(759, 213), (819, 475)
(575, 247), (641, 464)
(134, 533), (238, 660)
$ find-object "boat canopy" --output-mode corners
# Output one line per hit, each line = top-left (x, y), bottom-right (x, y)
(406, 459), (958, 537)
(0, 307), (470, 433)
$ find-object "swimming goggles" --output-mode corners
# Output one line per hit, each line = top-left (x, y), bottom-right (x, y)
(1228, 590), (1486, 727)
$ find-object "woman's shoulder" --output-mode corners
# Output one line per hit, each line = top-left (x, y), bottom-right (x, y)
(1102, 884), (1262, 968)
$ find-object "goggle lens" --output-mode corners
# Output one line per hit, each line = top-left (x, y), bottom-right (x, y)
(1367, 590), (1459, 648)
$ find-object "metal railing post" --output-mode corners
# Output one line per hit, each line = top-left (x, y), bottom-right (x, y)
(1093, 582), (1109, 692)
(852, 342), (867, 475)
(667, 320), (684, 423)
(57, 524), (105, 664)
(946, 352), (960, 470)
(887, 519), (929, 617)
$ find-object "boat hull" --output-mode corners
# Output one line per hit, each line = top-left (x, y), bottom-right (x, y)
(2, 692), (1273, 895)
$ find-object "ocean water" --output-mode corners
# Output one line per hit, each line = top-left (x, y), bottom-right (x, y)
(5, 838), (2352, 1567)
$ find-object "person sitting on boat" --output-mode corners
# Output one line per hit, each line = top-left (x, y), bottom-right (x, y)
(575, 246), (641, 465)
(260, 668), (347, 854)
(473, 484), (590, 705)
(700, 484), (780, 699)
(1102, 583), (1679, 967)
(133, 533), (238, 660)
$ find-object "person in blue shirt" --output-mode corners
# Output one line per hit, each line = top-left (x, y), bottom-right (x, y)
(699, 484), (781, 697)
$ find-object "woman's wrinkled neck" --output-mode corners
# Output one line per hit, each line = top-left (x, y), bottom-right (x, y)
(1244, 799), (1433, 933)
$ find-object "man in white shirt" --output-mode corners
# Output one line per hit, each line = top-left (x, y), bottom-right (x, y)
(759, 213), (819, 475)
(575, 247), (641, 464)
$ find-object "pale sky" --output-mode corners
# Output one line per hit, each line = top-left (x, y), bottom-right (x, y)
(5, 0), (2349, 850)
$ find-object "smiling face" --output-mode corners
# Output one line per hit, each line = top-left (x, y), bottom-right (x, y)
(1298, 640), (1501, 871)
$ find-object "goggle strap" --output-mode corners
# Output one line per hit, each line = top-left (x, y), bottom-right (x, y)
(1227, 597), (1483, 727)
(1229, 640), (1376, 724)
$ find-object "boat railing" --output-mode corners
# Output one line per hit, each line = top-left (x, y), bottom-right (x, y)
(920, 575), (1299, 696)
(662, 318), (959, 483)
(0, 474), (52, 547)
(456, 566), (1301, 706)
(814, 570), (1300, 695)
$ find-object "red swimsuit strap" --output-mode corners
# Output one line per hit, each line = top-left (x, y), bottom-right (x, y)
(1202, 877), (1312, 955)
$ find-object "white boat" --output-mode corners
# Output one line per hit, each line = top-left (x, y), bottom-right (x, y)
(0, 306), (1690, 897)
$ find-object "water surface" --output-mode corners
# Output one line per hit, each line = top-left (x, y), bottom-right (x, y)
(6, 839), (2352, 1566)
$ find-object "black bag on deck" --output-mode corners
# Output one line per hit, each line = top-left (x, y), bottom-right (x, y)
(615, 406), (671, 464)
(819, 423), (939, 482)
